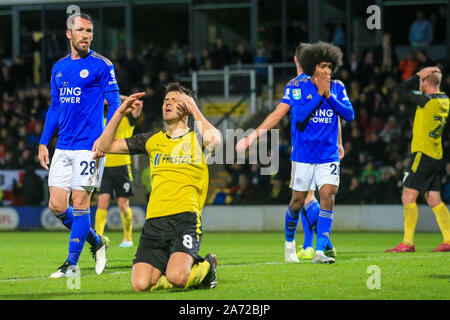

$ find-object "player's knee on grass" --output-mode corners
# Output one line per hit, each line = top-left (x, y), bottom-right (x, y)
(131, 263), (161, 292)
(131, 271), (157, 292)
(131, 277), (153, 292)
(166, 268), (190, 288)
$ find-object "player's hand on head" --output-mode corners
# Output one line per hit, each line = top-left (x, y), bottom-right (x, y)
(176, 102), (191, 118)
(38, 144), (50, 170)
(180, 94), (198, 114)
(417, 66), (441, 79)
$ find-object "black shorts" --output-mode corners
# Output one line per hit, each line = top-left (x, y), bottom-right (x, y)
(403, 152), (443, 194)
(133, 212), (204, 274)
(99, 165), (134, 198)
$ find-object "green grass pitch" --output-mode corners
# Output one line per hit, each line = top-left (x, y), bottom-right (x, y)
(0, 231), (448, 300)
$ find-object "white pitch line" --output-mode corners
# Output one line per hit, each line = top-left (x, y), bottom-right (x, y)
(1, 254), (448, 283)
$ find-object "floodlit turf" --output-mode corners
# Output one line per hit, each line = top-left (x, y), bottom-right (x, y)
(0, 231), (448, 300)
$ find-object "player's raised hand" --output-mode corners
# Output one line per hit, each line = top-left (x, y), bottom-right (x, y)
(179, 94), (198, 114)
(118, 92), (146, 115)
(38, 144), (50, 170)
(131, 99), (144, 118)
(315, 72), (330, 96)
(176, 101), (191, 118)
(416, 66), (441, 79)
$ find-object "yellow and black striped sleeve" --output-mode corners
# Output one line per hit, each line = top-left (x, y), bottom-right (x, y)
(125, 132), (155, 155)
(125, 113), (137, 126)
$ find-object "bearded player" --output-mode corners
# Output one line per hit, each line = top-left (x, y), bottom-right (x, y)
(38, 13), (120, 277)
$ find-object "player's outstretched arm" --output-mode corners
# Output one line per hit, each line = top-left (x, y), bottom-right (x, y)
(235, 102), (290, 152)
(111, 94), (144, 119)
(95, 92), (145, 158)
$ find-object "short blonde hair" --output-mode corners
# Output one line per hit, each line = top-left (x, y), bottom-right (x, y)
(424, 71), (442, 87)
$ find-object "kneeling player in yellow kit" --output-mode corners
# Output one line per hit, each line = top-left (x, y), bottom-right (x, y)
(95, 83), (222, 291)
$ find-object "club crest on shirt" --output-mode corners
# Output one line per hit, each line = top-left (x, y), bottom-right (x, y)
(292, 89), (301, 100)
(80, 69), (89, 78)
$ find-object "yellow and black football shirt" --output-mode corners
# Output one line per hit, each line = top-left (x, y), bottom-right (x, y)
(397, 75), (450, 160)
(125, 129), (209, 219)
(105, 114), (136, 167)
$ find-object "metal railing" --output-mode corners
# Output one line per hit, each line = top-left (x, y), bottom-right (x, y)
(190, 69), (257, 114)
(178, 62), (297, 117)
(225, 62), (295, 109)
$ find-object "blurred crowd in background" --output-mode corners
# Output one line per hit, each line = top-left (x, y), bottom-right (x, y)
(2, 9), (450, 206)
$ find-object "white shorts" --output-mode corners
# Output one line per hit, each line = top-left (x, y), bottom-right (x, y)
(48, 149), (105, 193)
(289, 161), (340, 192)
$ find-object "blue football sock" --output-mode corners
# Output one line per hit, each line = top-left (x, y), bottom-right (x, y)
(303, 201), (333, 250)
(67, 209), (91, 266)
(56, 206), (74, 229)
(86, 228), (100, 247)
(300, 208), (313, 248)
(301, 199), (320, 249)
(57, 205), (100, 247)
(326, 238), (334, 250)
(316, 210), (334, 252)
(285, 206), (300, 242)
(305, 199), (320, 226)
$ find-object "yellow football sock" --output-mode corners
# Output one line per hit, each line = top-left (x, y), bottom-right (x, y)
(149, 260), (211, 291)
(432, 202), (450, 244)
(184, 260), (211, 289)
(403, 203), (418, 246)
(150, 276), (173, 292)
(120, 208), (133, 241)
(95, 208), (108, 236)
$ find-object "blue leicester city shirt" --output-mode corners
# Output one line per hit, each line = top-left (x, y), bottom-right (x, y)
(49, 50), (119, 150)
(281, 73), (310, 145)
(282, 76), (354, 164)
